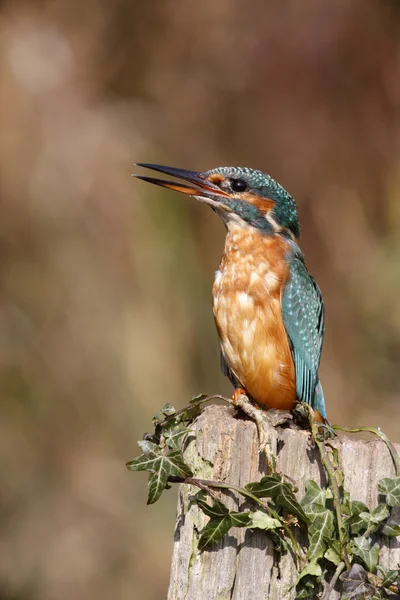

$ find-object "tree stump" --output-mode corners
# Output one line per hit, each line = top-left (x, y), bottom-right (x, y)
(167, 404), (400, 599)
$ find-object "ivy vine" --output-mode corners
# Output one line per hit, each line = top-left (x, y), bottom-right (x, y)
(127, 395), (400, 599)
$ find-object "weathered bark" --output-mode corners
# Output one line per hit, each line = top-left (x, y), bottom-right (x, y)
(167, 404), (400, 600)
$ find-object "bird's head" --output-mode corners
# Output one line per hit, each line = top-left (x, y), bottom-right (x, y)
(134, 164), (300, 239)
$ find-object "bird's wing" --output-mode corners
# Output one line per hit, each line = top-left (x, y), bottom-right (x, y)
(281, 257), (325, 409)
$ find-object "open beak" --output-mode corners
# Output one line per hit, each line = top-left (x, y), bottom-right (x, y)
(133, 163), (230, 199)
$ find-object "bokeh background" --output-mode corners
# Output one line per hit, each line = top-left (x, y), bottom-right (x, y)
(1, 1), (400, 598)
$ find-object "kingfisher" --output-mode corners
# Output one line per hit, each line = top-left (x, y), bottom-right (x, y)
(134, 163), (327, 422)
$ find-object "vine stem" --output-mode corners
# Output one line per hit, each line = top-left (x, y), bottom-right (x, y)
(333, 425), (400, 477)
(306, 407), (351, 570)
(158, 394), (231, 428)
(168, 475), (301, 559)
(321, 561), (345, 600)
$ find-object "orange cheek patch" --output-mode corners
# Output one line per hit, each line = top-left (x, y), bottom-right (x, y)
(241, 192), (276, 213)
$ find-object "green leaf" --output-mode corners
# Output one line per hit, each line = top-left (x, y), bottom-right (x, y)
(250, 510), (282, 531)
(297, 559), (322, 582)
(197, 495), (251, 530)
(324, 544), (341, 566)
(295, 586), (316, 599)
(340, 564), (376, 600)
(341, 489), (352, 516)
(164, 427), (192, 449)
(196, 494), (229, 519)
(127, 448), (192, 504)
(382, 516), (400, 537)
(161, 403), (176, 416)
(245, 475), (283, 498)
(351, 536), (380, 573)
(304, 505), (334, 561)
(378, 477), (400, 507)
(198, 515), (232, 550)
(370, 503), (389, 523)
(269, 530), (289, 554)
(350, 500), (369, 517)
(376, 565), (399, 588)
(276, 484), (309, 524)
(127, 449), (163, 472)
(370, 593), (384, 600)
(137, 440), (159, 454)
(148, 469), (169, 504)
(365, 504), (389, 534)
(229, 511), (252, 527)
(301, 480), (327, 507)
(350, 500), (369, 518)
(180, 404), (203, 422)
(166, 450), (193, 478)
(350, 512), (370, 535)
(346, 500), (370, 535)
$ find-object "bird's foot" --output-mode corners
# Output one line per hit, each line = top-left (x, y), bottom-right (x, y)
(231, 387), (248, 405)
(293, 402), (335, 440)
(230, 389), (278, 475)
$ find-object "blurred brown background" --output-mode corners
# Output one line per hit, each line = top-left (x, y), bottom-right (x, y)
(0, 0), (400, 598)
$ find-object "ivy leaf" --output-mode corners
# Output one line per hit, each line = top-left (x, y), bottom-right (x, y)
(376, 565), (399, 588)
(196, 494), (229, 519)
(296, 560), (322, 600)
(297, 559), (322, 582)
(295, 585), (316, 599)
(351, 512), (370, 535)
(250, 510), (282, 531)
(166, 450), (194, 478)
(340, 489), (352, 517)
(153, 403), (178, 425)
(340, 564), (376, 600)
(164, 427), (192, 449)
(276, 485), (309, 524)
(229, 511), (252, 527)
(269, 530), (289, 554)
(301, 480), (327, 507)
(304, 505), (334, 561)
(324, 539), (341, 566)
(351, 536), (380, 573)
(137, 440), (159, 454)
(324, 544), (341, 566)
(198, 515), (232, 550)
(148, 469), (169, 504)
(127, 448), (192, 504)
(180, 403), (203, 422)
(366, 504), (389, 533)
(382, 516), (400, 537)
(303, 502), (334, 531)
(127, 449), (163, 472)
(245, 475), (283, 498)
(162, 403), (176, 416)
(378, 477), (400, 507)
(346, 501), (370, 535)
(349, 500), (369, 516)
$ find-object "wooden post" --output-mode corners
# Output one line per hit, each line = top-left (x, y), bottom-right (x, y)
(167, 404), (400, 600)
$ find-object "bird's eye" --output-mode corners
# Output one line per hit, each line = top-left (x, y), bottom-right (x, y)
(230, 179), (247, 193)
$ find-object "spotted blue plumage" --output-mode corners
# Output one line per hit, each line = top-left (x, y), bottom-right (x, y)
(281, 251), (326, 419)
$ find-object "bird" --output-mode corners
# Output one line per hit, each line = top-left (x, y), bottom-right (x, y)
(134, 163), (327, 422)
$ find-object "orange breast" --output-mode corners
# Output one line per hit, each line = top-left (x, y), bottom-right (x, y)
(213, 226), (296, 411)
